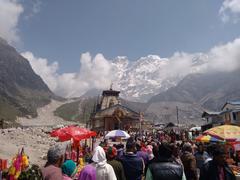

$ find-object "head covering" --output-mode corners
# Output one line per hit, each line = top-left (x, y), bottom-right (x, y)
(107, 146), (117, 159)
(47, 144), (66, 164)
(62, 160), (77, 177)
(78, 164), (96, 180)
(92, 146), (107, 167)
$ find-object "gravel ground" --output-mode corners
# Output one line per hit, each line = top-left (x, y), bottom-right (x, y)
(0, 100), (82, 167)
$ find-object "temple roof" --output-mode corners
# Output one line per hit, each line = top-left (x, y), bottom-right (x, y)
(102, 89), (120, 96)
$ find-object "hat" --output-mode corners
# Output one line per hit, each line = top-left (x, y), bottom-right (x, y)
(107, 146), (117, 159)
(62, 160), (77, 177)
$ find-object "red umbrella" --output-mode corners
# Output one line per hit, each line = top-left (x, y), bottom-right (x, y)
(50, 125), (75, 137)
(50, 126), (96, 142)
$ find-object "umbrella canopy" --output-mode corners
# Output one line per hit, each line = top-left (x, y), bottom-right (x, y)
(204, 125), (240, 142)
(50, 125), (75, 137)
(105, 130), (130, 139)
(50, 126), (97, 142)
(195, 134), (225, 143)
(190, 127), (201, 131)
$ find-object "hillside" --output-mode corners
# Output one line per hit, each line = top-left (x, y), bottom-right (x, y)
(149, 71), (240, 110)
(54, 97), (96, 124)
(0, 38), (55, 123)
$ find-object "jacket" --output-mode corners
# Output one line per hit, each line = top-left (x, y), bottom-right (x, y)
(120, 152), (144, 180)
(200, 160), (236, 180)
(146, 157), (183, 180)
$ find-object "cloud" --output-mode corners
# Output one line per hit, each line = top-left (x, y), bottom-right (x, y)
(21, 51), (59, 91)
(0, 0), (23, 43)
(21, 52), (114, 98)
(22, 37), (240, 99)
(219, 0), (240, 23)
(207, 38), (240, 71)
(24, 0), (41, 20)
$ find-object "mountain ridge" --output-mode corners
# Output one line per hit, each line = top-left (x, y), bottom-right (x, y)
(0, 37), (56, 123)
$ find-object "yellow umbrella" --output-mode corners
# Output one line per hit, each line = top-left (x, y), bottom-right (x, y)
(204, 125), (240, 142)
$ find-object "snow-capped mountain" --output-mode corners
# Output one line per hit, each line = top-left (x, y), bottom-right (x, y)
(111, 54), (209, 102)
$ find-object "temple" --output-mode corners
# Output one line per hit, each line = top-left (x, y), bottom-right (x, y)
(90, 87), (141, 131)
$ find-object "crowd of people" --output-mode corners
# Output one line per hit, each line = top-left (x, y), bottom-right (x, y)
(1, 130), (238, 180)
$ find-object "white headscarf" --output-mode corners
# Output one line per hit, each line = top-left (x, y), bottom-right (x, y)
(92, 146), (107, 167)
(92, 146), (117, 180)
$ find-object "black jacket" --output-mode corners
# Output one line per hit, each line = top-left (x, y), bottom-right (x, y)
(200, 160), (236, 180)
(120, 153), (144, 180)
(148, 157), (183, 180)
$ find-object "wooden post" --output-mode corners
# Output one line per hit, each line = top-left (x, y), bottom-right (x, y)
(0, 118), (4, 129)
(77, 145), (79, 166)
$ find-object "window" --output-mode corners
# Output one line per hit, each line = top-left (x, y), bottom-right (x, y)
(232, 112), (237, 121)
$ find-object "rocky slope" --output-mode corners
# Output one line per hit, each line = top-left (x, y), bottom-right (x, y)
(149, 71), (240, 111)
(0, 37), (55, 123)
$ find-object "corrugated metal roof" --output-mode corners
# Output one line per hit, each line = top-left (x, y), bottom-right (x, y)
(227, 101), (240, 105)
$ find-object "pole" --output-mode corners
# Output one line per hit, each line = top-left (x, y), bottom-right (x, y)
(139, 112), (143, 136)
(176, 106), (179, 125)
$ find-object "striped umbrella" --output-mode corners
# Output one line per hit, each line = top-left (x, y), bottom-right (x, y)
(204, 125), (240, 142)
(195, 134), (225, 143)
(105, 130), (130, 139)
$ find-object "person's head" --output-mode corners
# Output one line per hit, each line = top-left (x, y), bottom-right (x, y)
(62, 160), (77, 177)
(136, 143), (141, 151)
(106, 146), (117, 160)
(170, 143), (179, 157)
(182, 142), (192, 153)
(212, 145), (226, 166)
(206, 144), (214, 157)
(126, 137), (136, 153)
(92, 146), (107, 166)
(158, 142), (173, 159)
(197, 143), (204, 153)
(152, 143), (159, 159)
(47, 144), (65, 167)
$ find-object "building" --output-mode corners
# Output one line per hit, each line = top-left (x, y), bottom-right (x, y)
(201, 111), (224, 131)
(91, 88), (141, 131)
(221, 101), (240, 125)
(201, 101), (240, 131)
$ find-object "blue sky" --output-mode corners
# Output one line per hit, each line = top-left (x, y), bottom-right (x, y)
(16, 0), (240, 73)
(1, 0), (240, 98)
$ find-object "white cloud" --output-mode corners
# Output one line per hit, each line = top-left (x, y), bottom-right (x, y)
(219, 0), (240, 23)
(24, 0), (41, 20)
(0, 0), (23, 43)
(21, 52), (113, 98)
(160, 52), (196, 79)
(21, 51), (59, 91)
(207, 38), (240, 71)
(22, 37), (240, 99)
